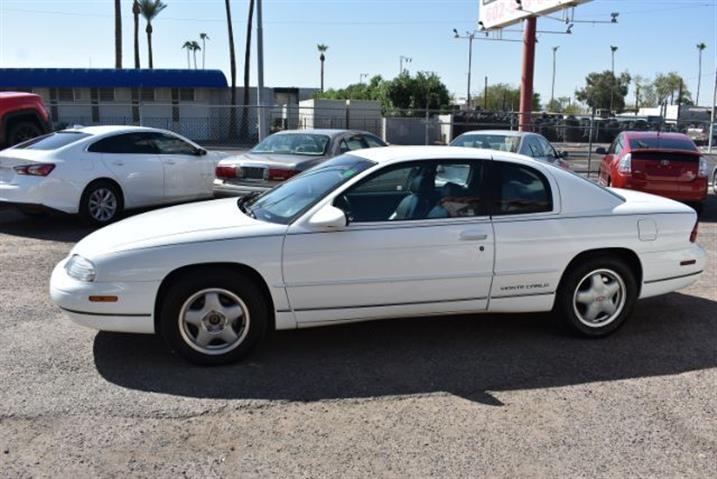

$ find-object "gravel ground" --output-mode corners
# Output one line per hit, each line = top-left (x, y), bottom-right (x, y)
(0, 193), (715, 478)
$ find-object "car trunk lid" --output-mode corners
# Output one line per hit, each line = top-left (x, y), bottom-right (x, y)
(0, 150), (50, 182)
(630, 149), (700, 183)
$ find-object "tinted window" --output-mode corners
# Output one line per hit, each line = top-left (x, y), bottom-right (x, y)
(494, 163), (552, 215)
(629, 137), (697, 151)
(535, 136), (557, 158)
(153, 133), (197, 155)
(339, 136), (369, 153)
(88, 133), (157, 154)
(340, 161), (483, 222)
(251, 133), (330, 156)
(15, 131), (91, 150)
(451, 134), (520, 153)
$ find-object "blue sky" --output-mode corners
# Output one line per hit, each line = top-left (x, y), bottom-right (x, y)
(1, 0), (716, 105)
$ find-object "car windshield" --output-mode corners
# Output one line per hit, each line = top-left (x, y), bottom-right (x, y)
(629, 137), (697, 151)
(244, 155), (375, 224)
(14, 131), (91, 150)
(451, 134), (520, 153)
(250, 133), (331, 156)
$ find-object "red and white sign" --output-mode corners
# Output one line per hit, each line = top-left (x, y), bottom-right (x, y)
(479, 0), (592, 30)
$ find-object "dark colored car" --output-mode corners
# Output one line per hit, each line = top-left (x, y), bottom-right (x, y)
(597, 132), (708, 213)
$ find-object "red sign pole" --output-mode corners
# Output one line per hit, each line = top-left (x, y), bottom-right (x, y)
(519, 16), (537, 132)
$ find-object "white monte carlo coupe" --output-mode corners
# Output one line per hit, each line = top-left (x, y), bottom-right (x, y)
(0, 126), (218, 224)
(50, 146), (706, 365)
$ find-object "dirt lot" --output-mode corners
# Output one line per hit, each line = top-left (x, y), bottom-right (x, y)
(0, 194), (715, 478)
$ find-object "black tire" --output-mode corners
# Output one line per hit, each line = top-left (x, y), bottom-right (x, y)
(555, 255), (637, 337)
(159, 270), (269, 366)
(7, 121), (43, 147)
(79, 180), (123, 226)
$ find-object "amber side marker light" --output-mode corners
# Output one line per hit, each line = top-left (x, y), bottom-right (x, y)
(89, 296), (118, 303)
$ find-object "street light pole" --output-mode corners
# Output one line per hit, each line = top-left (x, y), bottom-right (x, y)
(453, 29), (476, 110)
(550, 46), (559, 108)
(256, 0), (266, 141)
(610, 45), (618, 114)
(709, 64), (717, 152)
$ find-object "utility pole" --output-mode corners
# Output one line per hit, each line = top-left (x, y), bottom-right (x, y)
(709, 64), (717, 152)
(550, 46), (559, 108)
(256, 0), (266, 141)
(484, 76), (488, 110)
(519, 17), (537, 131)
(610, 45), (618, 114)
(453, 30), (475, 110)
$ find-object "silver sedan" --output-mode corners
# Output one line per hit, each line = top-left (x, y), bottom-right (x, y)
(214, 129), (386, 196)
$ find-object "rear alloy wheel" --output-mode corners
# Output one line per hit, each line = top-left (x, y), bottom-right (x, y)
(160, 272), (269, 365)
(556, 257), (636, 337)
(80, 181), (123, 225)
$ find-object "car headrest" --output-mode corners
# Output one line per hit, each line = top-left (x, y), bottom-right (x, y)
(409, 174), (435, 195)
(441, 182), (463, 197)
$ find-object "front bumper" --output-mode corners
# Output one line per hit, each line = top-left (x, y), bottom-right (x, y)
(50, 259), (158, 334)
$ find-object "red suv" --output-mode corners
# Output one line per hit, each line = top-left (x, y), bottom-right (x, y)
(0, 92), (51, 149)
(597, 131), (708, 213)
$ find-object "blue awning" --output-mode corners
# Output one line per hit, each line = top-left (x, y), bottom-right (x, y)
(0, 68), (228, 88)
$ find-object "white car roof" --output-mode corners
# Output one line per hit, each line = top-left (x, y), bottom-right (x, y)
(65, 125), (166, 136)
(346, 145), (532, 166)
(456, 130), (528, 138)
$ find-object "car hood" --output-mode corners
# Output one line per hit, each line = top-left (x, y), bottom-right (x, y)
(219, 151), (327, 169)
(72, 198), (286, 258)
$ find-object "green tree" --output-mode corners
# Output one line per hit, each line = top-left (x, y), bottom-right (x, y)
(575, 70), (631, 112)
(654, 72), (692, 105)
(199, 33), (209, 69)
(181, 40), (193, 69)
(190, 40), (201, 70)
(472, 83), (539, 112)
(138, 0), (167, 69)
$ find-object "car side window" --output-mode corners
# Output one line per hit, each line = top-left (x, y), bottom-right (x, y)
(493, 162), (553, 215)
(88, 133), (157, 154)
(608, 134), (623, 155)
(364, 135), (386, 148)
(536, 136), (557, 158)
(523, 137), (541, 158)
(152, 133), (198, 155)
(337, 160), (483, 222)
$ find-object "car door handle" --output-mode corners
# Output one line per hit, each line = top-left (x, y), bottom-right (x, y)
(112, 161), (124, 166)
(165, 160), (176, 165)
(459, 231), (488, 241)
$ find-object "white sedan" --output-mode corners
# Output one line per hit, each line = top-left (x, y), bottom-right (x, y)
(0, 126), (219, 224)
(50, 146), (706, 365)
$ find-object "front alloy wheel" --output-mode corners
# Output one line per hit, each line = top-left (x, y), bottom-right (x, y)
(80, 181), (123, 225)
(160, 270), (269, 365)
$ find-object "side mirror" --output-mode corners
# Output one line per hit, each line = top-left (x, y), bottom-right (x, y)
(309, 204), (348, 230)
(558, 150), (569, 158)
(195, 148), (208, 156)
(595, 147), (607, 155)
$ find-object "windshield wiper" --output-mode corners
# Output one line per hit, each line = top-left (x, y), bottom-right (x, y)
(237, 192), (261, 218)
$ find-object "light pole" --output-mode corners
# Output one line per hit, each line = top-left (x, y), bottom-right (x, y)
(399, 56), (412, 75)
(610, 45), (618, 113)
(550, 46), (559, 109)
(359, 73), (369, 84)
(453, 29), (476, 110)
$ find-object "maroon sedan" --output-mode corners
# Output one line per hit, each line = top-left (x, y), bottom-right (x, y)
(597, 131), (708, 214)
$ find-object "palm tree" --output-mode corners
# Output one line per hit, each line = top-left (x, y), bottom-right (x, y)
(317, 44), (328, 92)
(114, 0), (122, 68)
(696, 42), (707, 105)
(138, 0), (167, 69)
(199, 33), (209, 69)
(240, 0), (255, 140)
(182, 41), (193, 69)
(225, 0), (238, 137)
(190, 41), (201, 70)
(132, 0), (141, 68)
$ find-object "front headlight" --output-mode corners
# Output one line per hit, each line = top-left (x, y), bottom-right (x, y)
(65, 255), (96, 282)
